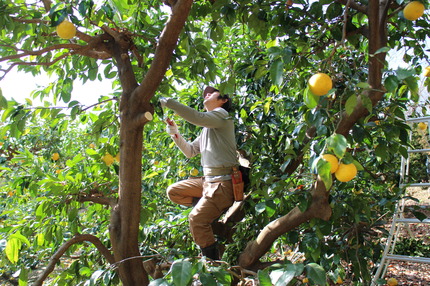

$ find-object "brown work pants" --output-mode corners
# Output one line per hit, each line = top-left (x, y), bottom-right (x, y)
(166, 177), (234, 248)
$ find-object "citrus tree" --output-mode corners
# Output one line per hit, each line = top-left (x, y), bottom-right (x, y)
(0, 0), (429, 285)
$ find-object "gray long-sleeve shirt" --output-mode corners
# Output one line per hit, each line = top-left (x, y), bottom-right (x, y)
(165, 99), (238, 176)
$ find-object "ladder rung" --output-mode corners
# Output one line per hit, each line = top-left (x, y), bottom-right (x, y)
(386, 254), (430, 264)
(394, 218), (430, 224)
(399, 183), (430, 188)
(406, 116), (430, 123)
(407, 148), (430, 153)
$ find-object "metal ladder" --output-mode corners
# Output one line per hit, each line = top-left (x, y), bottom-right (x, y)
(371, 116), (430, 285)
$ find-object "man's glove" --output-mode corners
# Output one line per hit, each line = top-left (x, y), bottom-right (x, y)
(160, 97), (168, 108)
(166, 118), (179, 138)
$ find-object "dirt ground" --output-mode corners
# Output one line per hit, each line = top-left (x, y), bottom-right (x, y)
(382, 187), (430, 285)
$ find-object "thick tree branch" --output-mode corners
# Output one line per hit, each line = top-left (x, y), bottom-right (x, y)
(239, 178), (331, 269)
(33, 234), (114, 286)
(336, 0), (387, 136)
(0, 33), (112, 79)
(132, 0), (193, 104)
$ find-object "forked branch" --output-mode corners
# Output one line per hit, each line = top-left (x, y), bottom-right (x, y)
(34, 234), (115, 286)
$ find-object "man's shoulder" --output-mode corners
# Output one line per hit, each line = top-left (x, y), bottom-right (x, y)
(212, 107), (231, 118)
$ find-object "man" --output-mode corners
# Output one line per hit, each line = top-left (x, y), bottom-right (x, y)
(160, 86), (238, 260)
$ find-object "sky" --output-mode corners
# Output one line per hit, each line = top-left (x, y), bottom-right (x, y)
(1, 69), (114, 107)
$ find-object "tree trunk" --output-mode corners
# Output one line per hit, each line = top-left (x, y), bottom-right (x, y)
(107, 1), (193, 284)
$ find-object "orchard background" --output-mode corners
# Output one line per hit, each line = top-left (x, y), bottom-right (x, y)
(0, 0), (429, 285)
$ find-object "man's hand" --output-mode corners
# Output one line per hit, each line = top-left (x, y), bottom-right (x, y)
(166, 118), (179, 138)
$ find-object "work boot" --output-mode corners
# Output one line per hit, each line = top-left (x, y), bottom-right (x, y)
(201, 242), (220, 260)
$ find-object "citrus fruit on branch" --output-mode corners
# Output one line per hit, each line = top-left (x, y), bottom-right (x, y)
(335, 163), (357, 182)
(102, 154), (114, 166)
(308, 73), (333, 96)
(403, 1), (425, 20)
(56, 20), (77, 39)
(424, 66), (430, 77)
(418, 122), (427, 130)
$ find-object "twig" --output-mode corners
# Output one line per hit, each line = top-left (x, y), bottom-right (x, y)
(33, 234), (114, 286)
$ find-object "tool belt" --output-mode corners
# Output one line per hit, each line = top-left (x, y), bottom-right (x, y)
(203, 166), (235, 176)
(204, 166), (246, 201)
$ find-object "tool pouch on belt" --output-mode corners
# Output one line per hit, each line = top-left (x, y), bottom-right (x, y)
(231, 166), (244, 201)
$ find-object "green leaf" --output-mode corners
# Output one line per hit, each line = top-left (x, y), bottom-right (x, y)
(171, 259), (193, 286)
(18, 267), (28, 286)
(412, 211), (427, 221)
(326, 133), (347, 159)
(316, 158), (332, 190)
(396, 68), (414, 80)
(257, 269), (272, 286)
(0, 88), (8, 109)
(356, 82), (370, 89)
(263, 98), (272, 115)
(384, 75), (399, 93)
(404, 76), (418, 102)
(101, 4), (114, 19)
(304, 87), (320, 109)
(373, 47), (390, 55)
(5, 238), (21, 263)
(199, 273), (217, 286)
(211, 268), (231, 285)
(10, 232), (31, 246)
(361, 94), (373, 113)
(270, 268), (295, 286)
(345, 94), (357, 115)
(269, 59), (283, 86)
(375, 144), (387, 160)
(306, 263), (326, 285)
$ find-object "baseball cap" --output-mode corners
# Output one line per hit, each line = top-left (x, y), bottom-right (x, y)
(203, 86), (218, 97)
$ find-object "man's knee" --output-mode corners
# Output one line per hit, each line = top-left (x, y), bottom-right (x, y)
(166, 184), (175, 201)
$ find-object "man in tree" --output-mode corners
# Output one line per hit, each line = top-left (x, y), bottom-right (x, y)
(160, 86), (237, 260)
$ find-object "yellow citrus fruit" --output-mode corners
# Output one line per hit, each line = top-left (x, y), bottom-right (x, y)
(89, 143), (95, 149)
(178, 170), (187, 177)
(51, 152), (60, 161)
(302, 277), (309, 283)
(418, 122), (427, 130)
(308, 73), (333, 96)
(387, 277), (398, 286)
(190, 168), (199, 176)
(335, 163), (357, 182)
(424, 66), (430, 77)
(56, 20), (77, 39)
(102, 154), (114, 166)
(55, 169), (62, 174)
(114, 153), (120, 162)
(322, 154), (339, 173)
(0, 142), (3, 147)
(336, 276), (343, 284)
(403, 1), (425, 20)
